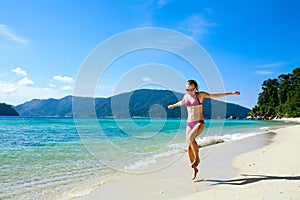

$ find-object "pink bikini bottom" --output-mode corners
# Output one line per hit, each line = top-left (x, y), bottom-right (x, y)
(187, 120), (205, 129)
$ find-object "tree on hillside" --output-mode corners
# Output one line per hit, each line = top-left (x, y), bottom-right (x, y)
(257, 78), (279, 115)
(276, 74), (292, 115)
(278, 74), (292, 104)
(288, 67), (300, 117)
(0, 103), (19, 116)
(251, 67), (300, 118)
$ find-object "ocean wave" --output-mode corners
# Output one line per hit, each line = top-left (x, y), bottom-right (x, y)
(259, 126), (271, 130)
(124, 131), (267, 172)
(197, 131), (265, 148)
(124, 143), (185, 172)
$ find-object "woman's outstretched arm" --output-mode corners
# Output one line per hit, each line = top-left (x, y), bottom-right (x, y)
(200, 91), (240, 99)
(168, 95), (186, 109)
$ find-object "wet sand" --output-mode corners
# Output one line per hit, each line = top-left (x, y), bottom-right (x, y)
(80, 129), (276, 199)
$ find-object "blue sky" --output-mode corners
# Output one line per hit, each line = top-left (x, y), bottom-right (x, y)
(0, 0), (299, 108)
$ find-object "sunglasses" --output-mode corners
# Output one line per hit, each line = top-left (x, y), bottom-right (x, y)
(186, 88), (196, 92)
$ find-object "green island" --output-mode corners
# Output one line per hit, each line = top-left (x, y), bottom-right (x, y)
(249, 67), (300, 119)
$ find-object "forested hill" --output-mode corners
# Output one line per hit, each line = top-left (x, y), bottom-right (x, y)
(15, 89), (250, 119)
(0, 103), (20, 116)
(250, 67), (300, 119)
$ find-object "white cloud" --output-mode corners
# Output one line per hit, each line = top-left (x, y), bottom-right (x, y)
(0, 24), (29, 44)
(0, 80), (72, 105)
(130, 0), (171, 26)
(178, 13), (216, 40)
(142, 77), (152, 82)
(12, 67), (27, 76)
(0, 81), (18, 94)
(53, 75), (74, 83)
(60, 85), (72, 91)
(17, 77), (34, 86)
(260, 61), (287, 68)
(157, 0), (170, 8)
(255, 70), (274, 75)
(47, 83), (56, 88)
(1, 86), (67, 105)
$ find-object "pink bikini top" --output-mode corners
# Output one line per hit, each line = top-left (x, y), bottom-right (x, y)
(185, 95), (203, 106)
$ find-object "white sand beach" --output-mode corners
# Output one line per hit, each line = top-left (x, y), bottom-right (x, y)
(274, 117), (300, 123)
(80, 121), (300, 200)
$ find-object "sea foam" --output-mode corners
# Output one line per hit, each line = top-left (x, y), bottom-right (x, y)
(124, 131), (266, 172)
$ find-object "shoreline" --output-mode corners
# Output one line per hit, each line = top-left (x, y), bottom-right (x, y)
(273, 117), (300, 123)
(78, 126), (287, 199)
(177, 123), (300, 199)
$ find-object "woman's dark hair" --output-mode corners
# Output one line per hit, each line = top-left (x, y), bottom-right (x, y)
(187, 79), (199, 93)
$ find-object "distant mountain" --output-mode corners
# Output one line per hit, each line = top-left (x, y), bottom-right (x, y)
(15, 89), (250, 119)
(16, 96), (73, 117)
(0, 103), (19, 116)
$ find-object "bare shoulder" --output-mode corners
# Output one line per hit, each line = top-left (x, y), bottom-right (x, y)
(198, 91), (210, 98)
(181, 94), (187, 102)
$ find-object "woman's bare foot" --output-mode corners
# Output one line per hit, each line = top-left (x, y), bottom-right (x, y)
(192, 167), (198, 180)
(191, 158), (200, 168)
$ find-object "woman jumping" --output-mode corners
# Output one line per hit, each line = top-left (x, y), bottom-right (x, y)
(168, 80), (240, 180)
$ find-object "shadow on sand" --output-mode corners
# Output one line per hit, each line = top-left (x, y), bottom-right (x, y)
(195, 174), (300, 186)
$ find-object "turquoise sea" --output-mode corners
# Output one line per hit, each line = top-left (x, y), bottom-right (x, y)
(0, 117), (296, 199)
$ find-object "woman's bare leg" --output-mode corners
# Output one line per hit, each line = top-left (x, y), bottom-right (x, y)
(191, 139), (200, 180)
(188, 146), (194, 163)
(187, 124), (204, 162)
(186, 124), (204, 179)
(186, 127), (195, 164)
(191, 124), (204, 168)
(191, 140), (200, 168)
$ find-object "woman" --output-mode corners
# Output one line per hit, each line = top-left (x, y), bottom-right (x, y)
(168, 80), (240, 180)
